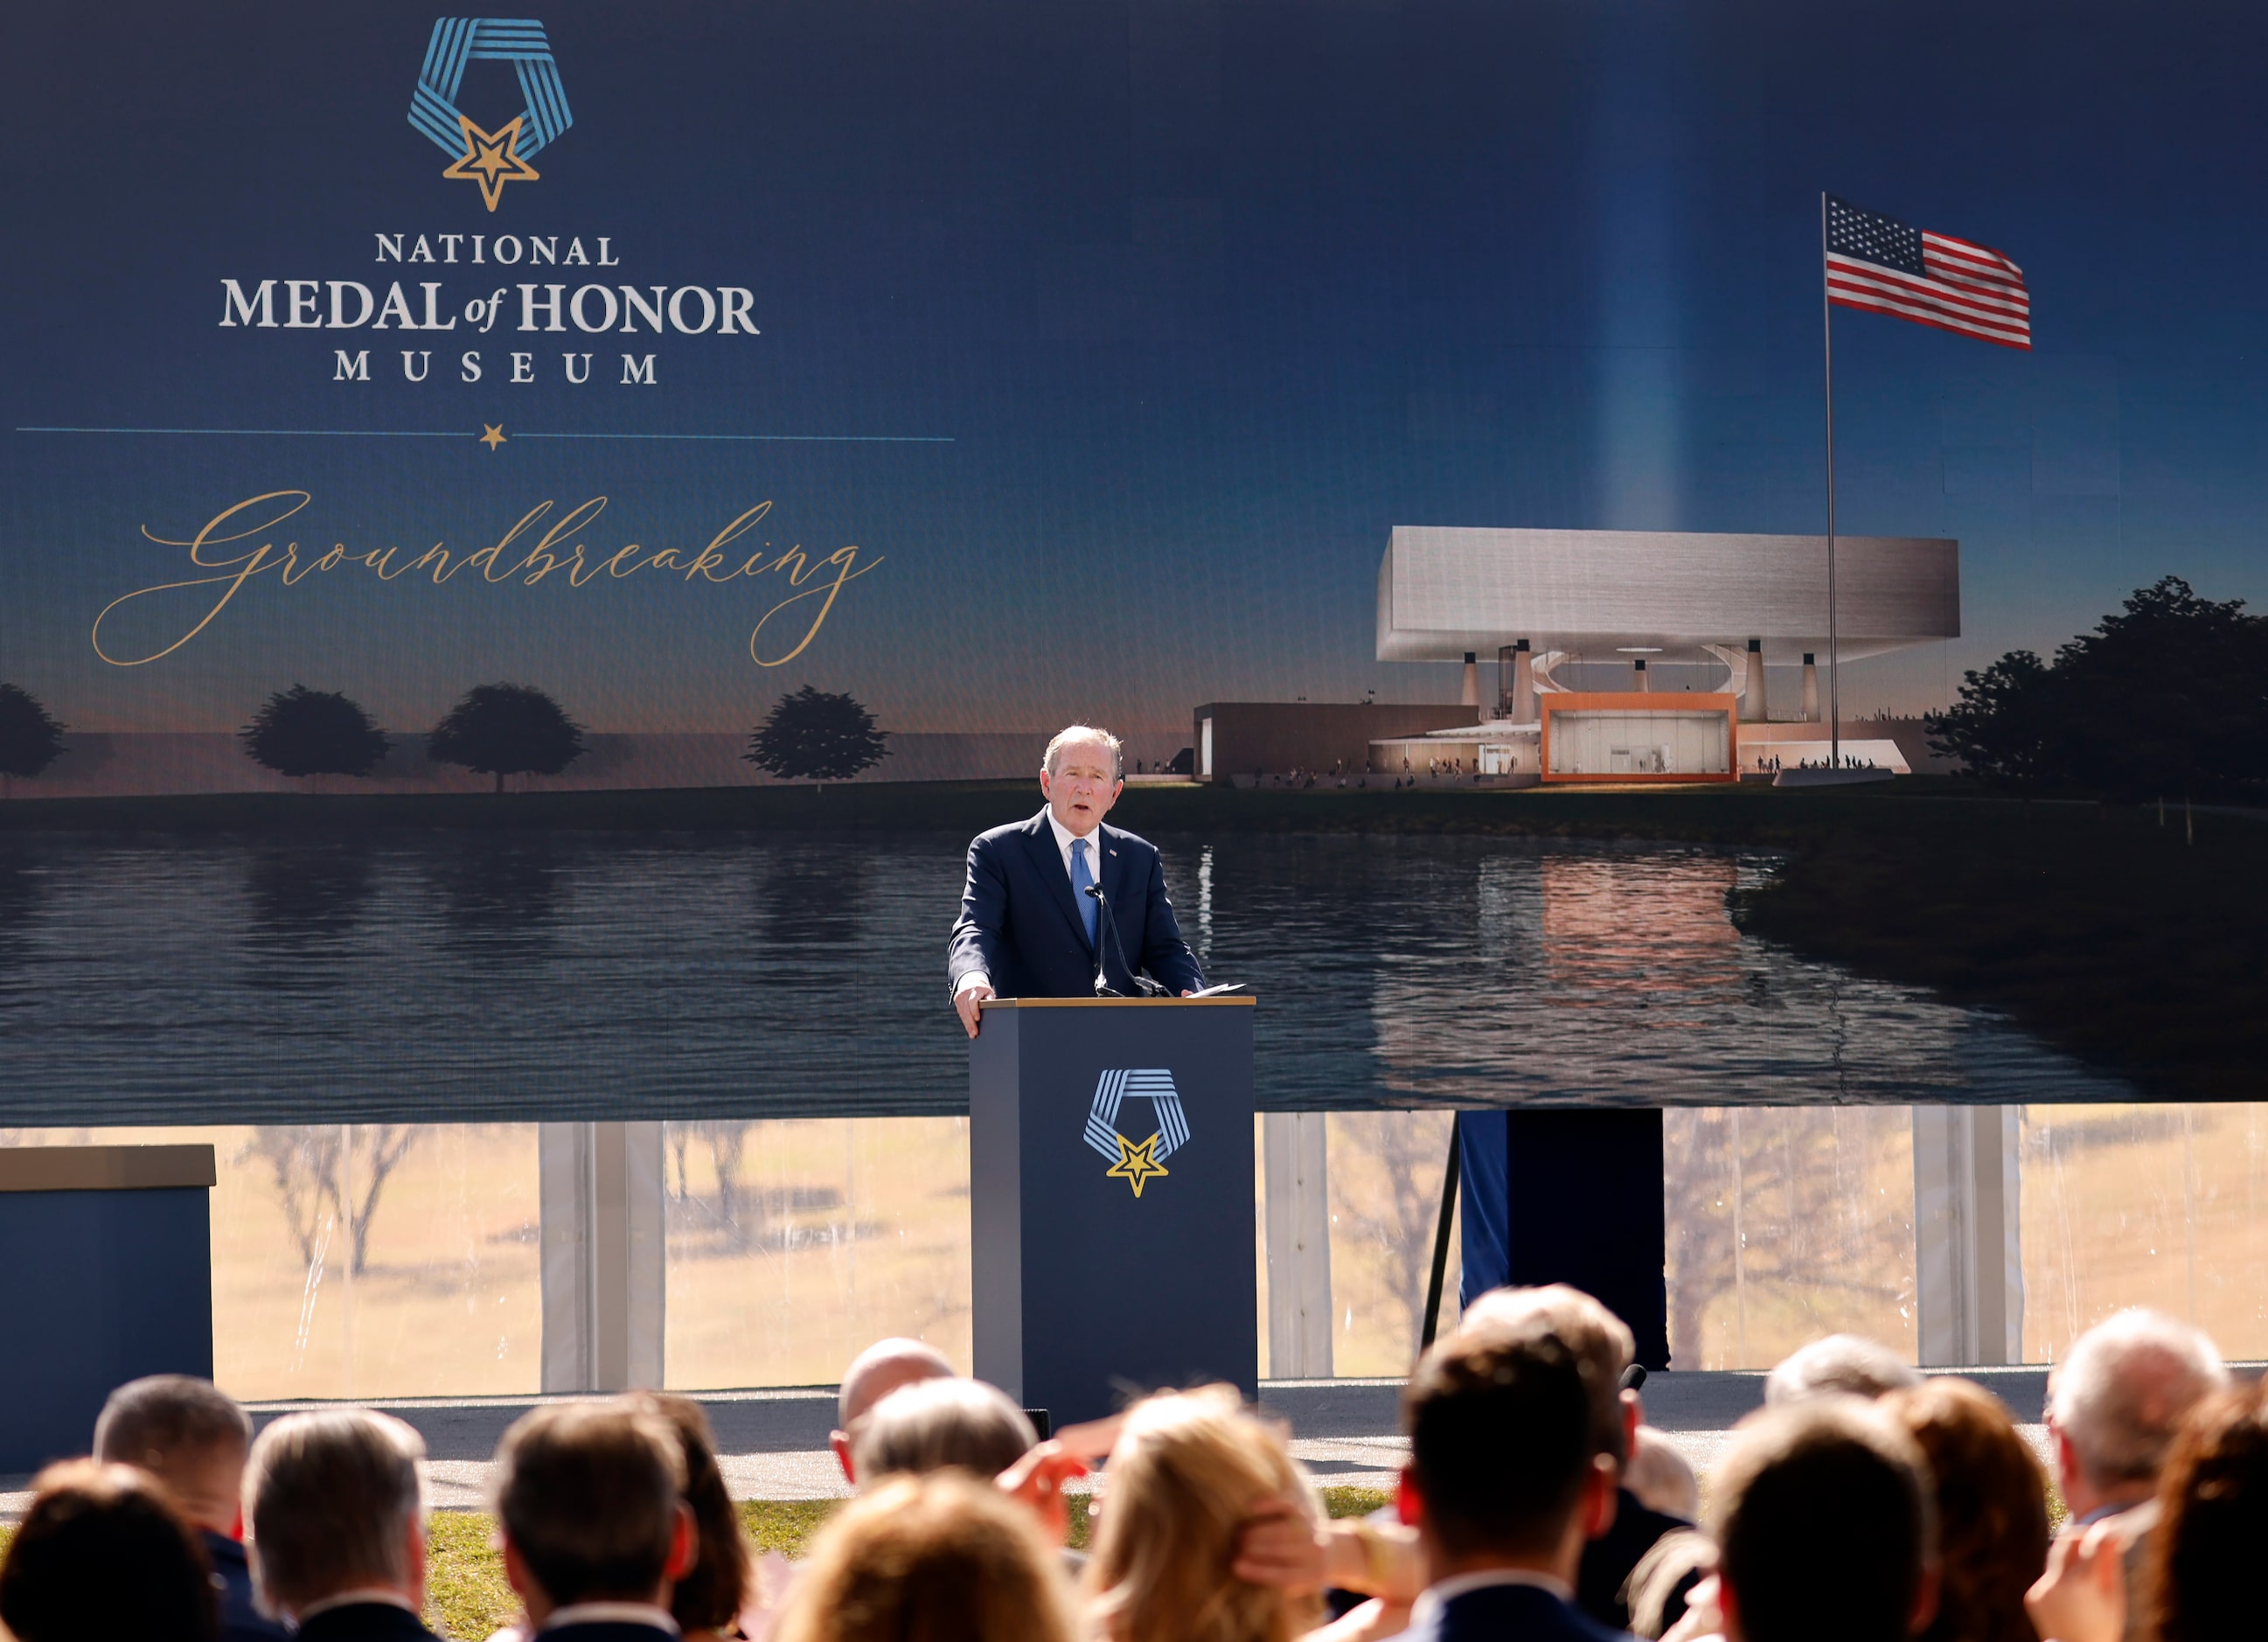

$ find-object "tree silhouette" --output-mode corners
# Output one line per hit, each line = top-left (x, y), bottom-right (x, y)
(743, 685), (890, 783)
(0, 684), (66, 798)
(240, 1126), (419, 1276)
(240, 685), (391, 788)
(428, 683), (586, 793)
(1928, 576), (2268, 797)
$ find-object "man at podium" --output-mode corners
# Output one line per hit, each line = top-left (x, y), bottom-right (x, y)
(948, 726), (1204, 1036)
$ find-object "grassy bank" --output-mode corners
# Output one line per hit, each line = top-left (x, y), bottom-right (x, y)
(424, 1488), (1392, 1638)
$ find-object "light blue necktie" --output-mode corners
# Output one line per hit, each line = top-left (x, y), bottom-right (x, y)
(1070, 837), (1099, 947)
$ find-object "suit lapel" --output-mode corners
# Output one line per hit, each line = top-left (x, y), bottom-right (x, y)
(1023, 811), (1094, 949)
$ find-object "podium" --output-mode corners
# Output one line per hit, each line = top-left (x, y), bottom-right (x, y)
(971, 996), (1256, 1426)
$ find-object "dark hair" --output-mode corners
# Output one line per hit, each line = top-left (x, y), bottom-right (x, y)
(636, 1393), (751, 1632)
(1712, 1402), (1934, 1642)
(0, 1460), (219, 1642)
(1884, 1378), (2048, 1642)
(496, 1401), (687, 1606)
(92, 1375), (250, 1471)
(2143, 1381), (2268, 1642)
(1402, 1326), (1596, 1558)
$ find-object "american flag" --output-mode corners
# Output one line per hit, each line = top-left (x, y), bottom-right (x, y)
(1825, 197), (2029, 350)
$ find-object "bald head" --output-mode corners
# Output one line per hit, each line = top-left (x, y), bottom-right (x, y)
(2049, 1308), (2228, 1499)
(837, 1339), (953, 1430)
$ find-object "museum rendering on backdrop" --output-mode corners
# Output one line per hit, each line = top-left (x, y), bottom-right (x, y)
(1197, 526), (1961, 784)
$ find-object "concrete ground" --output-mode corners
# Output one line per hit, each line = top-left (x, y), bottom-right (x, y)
(0, 1367), (2067, 1518)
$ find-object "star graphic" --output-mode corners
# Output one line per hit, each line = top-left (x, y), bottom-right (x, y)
(479, 424), (506, 450)
(442, 115), (539, 212)
(1105, 1131), (1170, 1198)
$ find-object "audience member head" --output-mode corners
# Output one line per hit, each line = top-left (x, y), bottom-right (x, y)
(1625, 1527), (1715, 1641)
(493, 1399), (695, 1625)
(2046, 1308), (2229, 1520)
(0, 1459), (219, 1642)
(633, 1393), (751, 1639)
(852, 1376), (1038, 1485)
(242, 1409), (427, 1622)
(90, 1373), (251, 1536)
(1400, 1323), (1615, 1580)
(1087, 1385), (1320, 1642)
(2138, 1380), (2268, 1642)
(1461, 1283), (1638, 1466)
(1625, 1425), (1701, 1523)
(1764, 1335), (1922, 1408)
(1883, 1377), (2048, 1642)
(773, 1471), (1075, 1642)
(831, 1337), (955, 1484)
(1708, 1399), (1937, 1642)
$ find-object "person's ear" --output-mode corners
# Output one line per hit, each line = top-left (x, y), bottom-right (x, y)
(403, 1515), (428, 1610)
(1909, 1562), (1942, 1637)
(664, 1501), (699, 1582)
(1583, 1455), (1618, 1538)
(830, 1430), (857, 1485)
(1396, 1465), (1423, 1528)
(1712, 1574), (1743, 1642)
(499, 1531), (537, 1604)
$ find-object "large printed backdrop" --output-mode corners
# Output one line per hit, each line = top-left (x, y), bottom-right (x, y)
(0, 3), (2259, 1120)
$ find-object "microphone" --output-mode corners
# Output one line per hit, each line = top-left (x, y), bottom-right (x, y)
(1084, 884), (1165, 997)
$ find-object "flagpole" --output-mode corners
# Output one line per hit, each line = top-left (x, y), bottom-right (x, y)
(1820, 191), (1840, 766)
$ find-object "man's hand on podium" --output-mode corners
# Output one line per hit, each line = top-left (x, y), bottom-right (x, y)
(955, 980), (995, 1038)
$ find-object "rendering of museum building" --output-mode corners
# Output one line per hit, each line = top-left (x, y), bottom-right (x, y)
(1195, 526), (1960, 783)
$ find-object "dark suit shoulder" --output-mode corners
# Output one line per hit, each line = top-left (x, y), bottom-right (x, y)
(971, 810), (1051, 849)
(294, 1602), (441, 1642)
(1426, 1582), (1635, 1642)
(1098, 822), (1161, 858)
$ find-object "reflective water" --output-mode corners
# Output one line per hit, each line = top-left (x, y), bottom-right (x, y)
(0, 831), (2138, 1124)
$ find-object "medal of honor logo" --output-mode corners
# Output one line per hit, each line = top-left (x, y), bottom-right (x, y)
(408, 18), (574, 211)
(1084, 1070), (1190, 1198)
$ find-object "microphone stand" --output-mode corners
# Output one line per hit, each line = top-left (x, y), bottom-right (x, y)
(1084, 884), (1164, 997)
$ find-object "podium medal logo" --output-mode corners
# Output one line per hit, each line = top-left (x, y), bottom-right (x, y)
(1084, 1069), (1190, 1198)
(408, 18), (574, 211)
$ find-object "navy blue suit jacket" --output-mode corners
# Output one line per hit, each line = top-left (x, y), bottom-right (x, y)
(1402, 1581), (1636, 1642)
(948, 809), (1203, 998)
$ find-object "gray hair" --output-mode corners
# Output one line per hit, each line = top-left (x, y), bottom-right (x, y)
(2048, 1308), (2229, 1488)
(852, 1377), (1037, 1485)
(1764, 1335), (1922, 1407)
(244, 1409), (426, 1618)
(1041, 726), (1123, 782)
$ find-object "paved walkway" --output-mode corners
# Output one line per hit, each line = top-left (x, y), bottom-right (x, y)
(0, 1367), (2077, 1518)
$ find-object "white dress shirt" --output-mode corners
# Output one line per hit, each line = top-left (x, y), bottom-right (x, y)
(955, 811), (1106, 998)
(537, 1602), (680, 1634)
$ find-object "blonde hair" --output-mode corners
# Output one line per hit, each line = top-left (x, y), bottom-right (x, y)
(773, 1472), (1074, 1642)
(1086, 1387), (1322, 1642)
(1042, 726), (1123, 781)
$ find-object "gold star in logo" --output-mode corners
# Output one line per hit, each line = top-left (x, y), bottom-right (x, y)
(442, 115), (539, 212)
(479, 423), (506, 450)
(1105, 1131), (1170, 1198)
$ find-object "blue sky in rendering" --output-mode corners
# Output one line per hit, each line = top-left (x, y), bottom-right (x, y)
(3, 0), (2264, 735)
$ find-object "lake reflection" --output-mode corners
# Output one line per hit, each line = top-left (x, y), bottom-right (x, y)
(0, 831), (2138, 1124)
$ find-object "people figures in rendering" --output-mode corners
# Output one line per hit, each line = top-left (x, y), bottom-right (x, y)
(948, 727), (1203, 1037)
